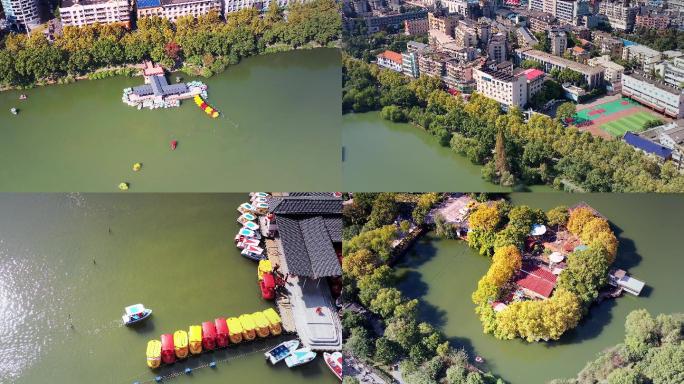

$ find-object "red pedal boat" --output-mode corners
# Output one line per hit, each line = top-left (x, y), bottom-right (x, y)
(170, 140), (178, 150)
(201, 321), (217, 351)
(324, 352), (342, 380)
(260, 272), (275, 300)
(215, 317), (230, 348)
(161, 333), (176, 364)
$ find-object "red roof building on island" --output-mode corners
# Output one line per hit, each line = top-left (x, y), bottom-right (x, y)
(515, 264), (557, 299)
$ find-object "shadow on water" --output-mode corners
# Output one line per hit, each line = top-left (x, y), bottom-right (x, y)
(552, 299), (617, 347)
(128, 320), (156, 335)
(611, 224), (642, 271)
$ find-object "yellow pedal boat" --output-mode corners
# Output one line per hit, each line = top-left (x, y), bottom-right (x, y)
(146, 339), (162, 369)
(188, 325), (202, 355)
(174, 330), (189, 359)
(226, 317), (243, 344)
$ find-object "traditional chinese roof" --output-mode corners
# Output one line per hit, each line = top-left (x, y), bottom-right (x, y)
(515, 264), (557, 299)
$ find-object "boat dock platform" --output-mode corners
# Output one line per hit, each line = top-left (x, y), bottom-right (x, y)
(264, 238), (296, 333)
(121, 61), (208, 110)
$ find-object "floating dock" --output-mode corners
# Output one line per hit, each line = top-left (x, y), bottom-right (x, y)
(122, 61), (208, 110)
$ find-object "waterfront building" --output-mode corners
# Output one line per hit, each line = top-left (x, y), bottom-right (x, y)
(223, 0), (292, 14)
(487, 33), (507, 64)
(137, 0), (222, 22)
(376, 50), (403, 72)
(549, 27), (567, 56)
(59, 0), (131, 28)
(516, 48), (605, 89)
(598, 0), (638, 31)
(445, 60), (476, 93)
(265, 194), (343, 351)
(404, 17), (429, 35)
(622, 71), (684, 118)
(473, 66), (529, 108)
(519, 67), (546, 100)
(402, 41), (429, 77)
(418, 52), (447, 78)
(1, 0), (40, 29)
(622, 44), (662, 71)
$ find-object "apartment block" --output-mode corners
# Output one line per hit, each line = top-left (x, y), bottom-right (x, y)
(516, 48), (605, 89)
(404, 17), (429, 35)
(59, 0), (130, 28)
(376, 50), (403, 72)
(598, 0), (638, 31)
(473, 67), (528, 108)
(622, 44), (662, 70)
(137, 0), (221, 22)
(1, 0), (40, 28)
(622, 72), (684, 118)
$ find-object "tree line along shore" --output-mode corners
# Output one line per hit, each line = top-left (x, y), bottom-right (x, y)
(0, 0), (341, 89)
(342, 56), (684, 193)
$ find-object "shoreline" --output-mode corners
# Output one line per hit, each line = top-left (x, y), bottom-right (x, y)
(0, 43), (335, 94)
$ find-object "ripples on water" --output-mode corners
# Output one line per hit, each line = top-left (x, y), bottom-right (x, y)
(0, 242), (73, 382)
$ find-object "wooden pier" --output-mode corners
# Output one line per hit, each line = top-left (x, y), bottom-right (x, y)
(264, 238), (296, 333)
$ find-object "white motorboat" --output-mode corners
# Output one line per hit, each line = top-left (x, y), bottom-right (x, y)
(285, 348), (317, 368)
(242, 221), (259, 231)
(264, 340), (300, 364)
(122, 304), (152, 326)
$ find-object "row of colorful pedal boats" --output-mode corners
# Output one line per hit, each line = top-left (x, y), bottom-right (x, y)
(193, 95), (220, 118)
(234, 193), (270, 262)
(145, 308), (282, 368)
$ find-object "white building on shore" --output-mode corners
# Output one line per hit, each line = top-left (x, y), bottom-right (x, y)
(59, 0), (131, 28)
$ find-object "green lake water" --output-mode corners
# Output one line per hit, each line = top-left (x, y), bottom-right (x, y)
(0, 193), (338, 384)
(397, 193), (684, 384)
(342, 112), (553, 192)
(0, 49), (342, 192)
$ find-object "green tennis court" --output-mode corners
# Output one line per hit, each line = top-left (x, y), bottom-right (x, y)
(574, 98), (640, 120)
(600, 111), (657, 137)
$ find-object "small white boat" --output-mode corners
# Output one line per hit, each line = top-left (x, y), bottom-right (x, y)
(122, 304), (152, 326)
(250, 192), (270, 199)
(264, 340), (300, 364)
(236, 228), (261, 240)
(242, 221), (259, 231)
(237, 213), (257, 225)
(237, 237), (260, 249)
(285, 348), (317, 368)
(254, 202), (269, 214)
(10, 107), (18, 115)
(252, 196), (268, 204)
(241, 245), (265, 261)
(238, 203), (256, 214)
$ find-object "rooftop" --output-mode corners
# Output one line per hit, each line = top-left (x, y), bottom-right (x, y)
(271, 195), (342, 279)
(515, 264), (557, 299)
(517, 48), (604, 75)
(476, 66), (520, 83)
(520, 68), (545, 81)
(137, 0), (161, 7)
(623, 131), (673, 159)
(378, 50), (403, 64)
(624, 71), (682, 96)
(61, 0), (127, 7)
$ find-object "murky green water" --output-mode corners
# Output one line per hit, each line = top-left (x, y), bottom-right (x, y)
(397, 193), (684, 384)
(0, 194), (338, 384)
(342, 113), (553, 192)
(0, 49), (342, 192)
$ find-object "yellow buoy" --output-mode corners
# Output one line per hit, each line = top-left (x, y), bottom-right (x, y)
(132, 163), (142, 172)
(118, 182), (129, 191)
